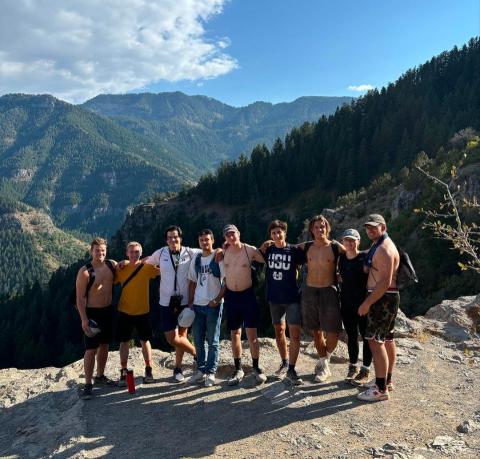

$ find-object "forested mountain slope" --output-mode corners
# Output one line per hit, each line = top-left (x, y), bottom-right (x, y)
(194, 38), (480, 207)
(83, 93), (353, 170)
(0, 197), (88, 297)
(0, 94), (194, 234)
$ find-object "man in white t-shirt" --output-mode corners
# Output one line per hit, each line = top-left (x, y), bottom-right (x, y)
(188, 229), (226, 387)
(146, 225), (200, 382)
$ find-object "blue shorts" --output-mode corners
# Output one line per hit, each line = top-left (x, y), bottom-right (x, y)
(224, 287), (259, 331)
(159, 305), (186, 333)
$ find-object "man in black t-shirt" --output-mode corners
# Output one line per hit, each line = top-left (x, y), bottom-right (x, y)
(260, 220), (305, 385)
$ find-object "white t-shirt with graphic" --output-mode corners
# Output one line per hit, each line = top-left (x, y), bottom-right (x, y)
(148, 246), (200, 307)
(188, 253), (225, 306)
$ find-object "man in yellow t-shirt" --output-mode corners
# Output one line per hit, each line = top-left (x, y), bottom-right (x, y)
(115, 241), (159, 385)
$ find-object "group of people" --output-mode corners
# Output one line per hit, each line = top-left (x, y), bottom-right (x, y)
(76, 213), (400, 404)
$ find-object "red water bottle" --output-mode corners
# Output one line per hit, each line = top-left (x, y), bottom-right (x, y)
(126, 369), (135, 394)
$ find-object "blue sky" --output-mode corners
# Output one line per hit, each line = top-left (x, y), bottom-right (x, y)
(0, 0), (478, 104)
(148, 0), (479, 106)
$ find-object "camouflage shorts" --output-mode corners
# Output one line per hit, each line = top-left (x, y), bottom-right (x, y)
(365, 292), (400, 343)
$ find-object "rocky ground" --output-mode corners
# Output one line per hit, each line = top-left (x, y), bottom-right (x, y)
(1, 296), (480, 459)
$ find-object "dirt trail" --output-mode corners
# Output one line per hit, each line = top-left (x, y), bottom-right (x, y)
(1, 336), (480, 459)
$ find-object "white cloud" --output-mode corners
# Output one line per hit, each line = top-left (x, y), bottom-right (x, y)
(347, 84), (375, 92)
(0, 0), (237, 102)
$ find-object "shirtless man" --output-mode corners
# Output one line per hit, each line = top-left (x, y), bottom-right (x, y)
(357, 214), (400, 402)
(300, 215), (344, 382)
(76, 238), (117, 400)
(222, 224), (268, 385)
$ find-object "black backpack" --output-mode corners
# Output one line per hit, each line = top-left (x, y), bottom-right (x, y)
(396, 249), (418, 290)
(68, 260), (115, 308)
(366, 236), (418, 290)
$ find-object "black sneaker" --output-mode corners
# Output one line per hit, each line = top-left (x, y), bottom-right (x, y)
(118, 368), (128, 387)
(286, 368), (303, 386)
(144, 366), (154, 384)
(81, 383), (93, 400)
(346, 364), (358, 380)
(94, 375), (116, 386)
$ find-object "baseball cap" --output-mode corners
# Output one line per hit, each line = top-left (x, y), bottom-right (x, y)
(223, 224), (239, 235)
(364, 214), (386, 226)
(341, 229), (361, 240)
(178, 308), (195, 328)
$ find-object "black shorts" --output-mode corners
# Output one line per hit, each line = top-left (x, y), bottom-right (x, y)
(224, 287), (259, 331)
(365, 292), (400, 343)
(116, 312), (153, 342)
(84, 305), (113, 350)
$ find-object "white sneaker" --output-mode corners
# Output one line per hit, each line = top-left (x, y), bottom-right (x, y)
(254, 368), (267, 384)
(363, 378), (394, 391)
(205, 374), (216, 387)
(189, 370), (206, 383)
(314, 358), (331, 383)
(227, 369), (245, 386)
(357, 384), (389, 402)
(173, 368), (185, 383)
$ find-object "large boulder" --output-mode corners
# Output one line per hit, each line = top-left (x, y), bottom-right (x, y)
(423, 294), (480, 341)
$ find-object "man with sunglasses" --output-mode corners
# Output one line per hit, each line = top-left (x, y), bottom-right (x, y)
(115, 242), (160, 386)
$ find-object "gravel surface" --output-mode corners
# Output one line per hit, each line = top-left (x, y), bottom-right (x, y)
(1, 335), (480, 459)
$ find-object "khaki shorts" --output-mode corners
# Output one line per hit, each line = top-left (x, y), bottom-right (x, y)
(301, 285), (342, 333)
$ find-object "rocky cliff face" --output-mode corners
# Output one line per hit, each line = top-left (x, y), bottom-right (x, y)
(1, 295), (479, 458)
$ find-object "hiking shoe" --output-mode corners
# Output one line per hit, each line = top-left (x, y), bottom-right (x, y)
(346, 364), (358, 380)
(314, 359), (331, 383)
(94, 375), (116, 386)
(286, 368), (303, 386)
(173, 367), (185, 383)
(227, 369), (245, 386)
(274, 361), (289, 379)
(254, 367), (267, 384)
(81, 383), (93, 400)
(357, 384), (389, 402)
(143, 366), (154, 384)
(387, 380), (394, 391)
(350, 367), (370, 386)
(118, 368), (128, 387)
(189, 370), (206, 383)
(205, 374), (216, 387)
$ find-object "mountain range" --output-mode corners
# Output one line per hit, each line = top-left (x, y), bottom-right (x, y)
(82, 93), (353, 170)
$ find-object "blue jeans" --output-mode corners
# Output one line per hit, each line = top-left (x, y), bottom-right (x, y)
(193, 304), (223, 374)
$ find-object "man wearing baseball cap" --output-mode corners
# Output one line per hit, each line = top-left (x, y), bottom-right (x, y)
(338, 229), (372, 385)
(222, 224), (267, 386)
(357, 214), (400, 402)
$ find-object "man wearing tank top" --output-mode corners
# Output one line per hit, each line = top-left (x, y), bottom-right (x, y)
(357, 214), (400, 402)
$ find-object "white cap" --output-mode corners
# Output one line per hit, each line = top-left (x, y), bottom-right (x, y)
(178, 308), (195, 328)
